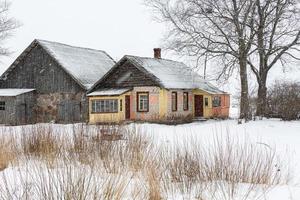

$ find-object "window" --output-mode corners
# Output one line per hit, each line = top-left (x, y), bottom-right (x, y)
(212, 96), (221, 107)
(120, 99), (123, 111)
(183, 92), (189, 111)
(205, 97), (209, 107)
(137, 92), (149, 112)
(0, 101), (5, 111)
(91, 99), (118, 113)
(172, 92), (177, 111)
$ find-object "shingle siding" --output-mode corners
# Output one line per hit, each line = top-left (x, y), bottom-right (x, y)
(94, 60), (159, 90)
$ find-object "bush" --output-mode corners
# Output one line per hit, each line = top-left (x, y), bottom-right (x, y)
(266, 81), (300, 120)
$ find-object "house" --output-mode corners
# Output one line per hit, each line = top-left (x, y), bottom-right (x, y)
(87, 49), (230, 124)
(0, 39), (115, 125)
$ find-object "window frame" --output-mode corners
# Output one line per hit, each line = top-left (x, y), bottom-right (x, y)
(172, 92), (178, 112)
(120, 99), (123, 112)
(212, 96), (222, 107)
(91, 99), (119, 113)
(0, 101), (5, 111)
(205, 97), (209, 107)
(183, 92), (189, 111)
(136, 92), (149, 112)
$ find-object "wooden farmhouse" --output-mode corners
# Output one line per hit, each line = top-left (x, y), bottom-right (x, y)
(0, 40), (229, 125)
(0, 40), (115, 125)
(88, 49), (230, 124)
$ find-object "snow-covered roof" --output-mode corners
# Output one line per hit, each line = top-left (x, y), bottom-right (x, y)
(87, 88), (131, 96)
(126, 56), (226, 94)
(36, 40), (116, 89)
(0, 89), (35, 97)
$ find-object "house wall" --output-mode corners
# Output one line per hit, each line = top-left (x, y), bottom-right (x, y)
(212, 94), (230, 118)
(131, 87), (161, 121)
(192, 89), (213, 118)
(88, 87), (196, 123)
(163, 89), (193, 119)
(0, 44), (88, 123)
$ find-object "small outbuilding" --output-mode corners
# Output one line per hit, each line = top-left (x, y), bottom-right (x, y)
(0, 89), (36, 125)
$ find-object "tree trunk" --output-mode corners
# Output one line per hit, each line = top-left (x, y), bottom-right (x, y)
(256, 75), (267, 117)
(239, 58), (250, 120)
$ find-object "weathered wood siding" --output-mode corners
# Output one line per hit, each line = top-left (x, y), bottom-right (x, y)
(0, 96), (16, 125)
(0, 44), (88, 123)
(93, 60), (159, 90)
(0, 91), (36, 125)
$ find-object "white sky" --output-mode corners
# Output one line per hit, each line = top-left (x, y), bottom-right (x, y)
(0, 0), (166, 74)
(0, 0), (298, 94)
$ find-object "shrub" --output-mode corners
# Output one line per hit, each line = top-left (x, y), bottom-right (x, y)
(266, 81), (300, 120)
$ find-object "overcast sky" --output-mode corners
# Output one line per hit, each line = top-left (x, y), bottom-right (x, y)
(0, 0), (298, 90)
(0, 0), (166, 74)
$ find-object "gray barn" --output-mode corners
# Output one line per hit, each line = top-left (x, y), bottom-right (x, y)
(0, 39), (115, 125)
(0, 89), (36, 125)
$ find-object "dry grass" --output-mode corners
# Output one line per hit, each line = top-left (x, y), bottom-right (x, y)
(0, 140), (15, 171)
(0, 124), (293, 200)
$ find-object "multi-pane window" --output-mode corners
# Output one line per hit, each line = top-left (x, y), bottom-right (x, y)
(205, 97), (209, 107)
(91, 99), (118, 113)
(0, 101), (5, 111)
(183, 92), (189, 111)
(137, 92), (149, 112)
(172, 92), (177, 111)
(212, 96), (221, 107)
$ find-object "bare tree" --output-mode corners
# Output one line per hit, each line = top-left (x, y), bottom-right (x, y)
(247, 0), (300, 117)
(145, 0), (257, 120)
(0, 1), (19, 56)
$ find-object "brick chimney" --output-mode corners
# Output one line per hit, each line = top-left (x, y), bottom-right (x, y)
(154, 48), (161, 59)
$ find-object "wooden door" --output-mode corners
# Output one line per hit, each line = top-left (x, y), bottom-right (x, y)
(17, 103), (27, 125)
(58, 101), (81, 123)
(194, 95), (204, 117)
(125, 95), (131, 120)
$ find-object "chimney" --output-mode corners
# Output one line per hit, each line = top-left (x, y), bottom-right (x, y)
(154, 48), (161, 59)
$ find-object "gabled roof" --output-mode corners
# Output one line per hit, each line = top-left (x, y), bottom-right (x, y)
(0, 89), (35, 97)
(0, 39), (116, 90)
(90, 55), (226, 94)
(87, 88), (132, 96)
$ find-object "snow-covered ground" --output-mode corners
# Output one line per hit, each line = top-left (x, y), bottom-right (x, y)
(137, 119), (300, 200)
(0, 119), (299, 199)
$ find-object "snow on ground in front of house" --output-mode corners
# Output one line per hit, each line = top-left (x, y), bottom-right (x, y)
(135, 119), (300, 200)
(0, 119), (299, 199)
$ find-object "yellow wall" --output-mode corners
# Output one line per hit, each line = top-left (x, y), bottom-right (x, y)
(89, 93), (130, 124)
(159, 88), (168, 118)
(192, 89), (213, 118)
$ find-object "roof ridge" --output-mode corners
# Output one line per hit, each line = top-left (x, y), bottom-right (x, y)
(36, 39), (110, 55)
(125, 55), (187, 65)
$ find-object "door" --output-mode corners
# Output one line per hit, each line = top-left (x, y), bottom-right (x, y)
(17, 103), (27, 125)
(58, 101), (81, 123)
(194, 95), (204, 117)
(125, 95), (131, 120)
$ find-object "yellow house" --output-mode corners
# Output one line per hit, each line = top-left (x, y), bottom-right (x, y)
(87, 49), (229, 124)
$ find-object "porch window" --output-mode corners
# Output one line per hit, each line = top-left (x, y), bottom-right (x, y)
(183, 92), (189, 111)
(212, 96), (221, 107)
(0, 101), (5, 111)
(91, 99), (118, 113)
(120, 99), (123, 111)
(137, 92), (149, 112)
(205, 97), (209, 107)
(172, 92), (177, 111)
